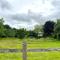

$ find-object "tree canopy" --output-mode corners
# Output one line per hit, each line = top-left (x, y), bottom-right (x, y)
(0, 17), (60, 39)
(43, 21), (55, 37)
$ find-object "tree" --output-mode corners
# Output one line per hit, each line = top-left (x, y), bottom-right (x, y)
(54, 19), (60, 39)
(16, 28), (27, 39)
(43, 21), (55, 37)
(4, 29), (16, 37)
(4, 25), (11, 29)
(0, 18), (4, 24)
(3, 25), (17, 37)
(0, 18), (4, 37)
(34, 25), (43, 33)
(27, 31), (38, 38)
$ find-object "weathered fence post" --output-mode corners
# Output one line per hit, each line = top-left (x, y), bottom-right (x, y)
(22, 41), (27, 60)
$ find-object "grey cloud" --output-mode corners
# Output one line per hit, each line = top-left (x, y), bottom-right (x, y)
(8, 12), (47, 25)
(52, 0), (60, 9)
(49, 0), (60, 20)
(52, 0), (60, 12)
(48, 11), (60, 21)
(4, 12), (49, 29)
(9, 14), (31, 22)
(1, 0), (60, 29)
(0, 0), (11, 10)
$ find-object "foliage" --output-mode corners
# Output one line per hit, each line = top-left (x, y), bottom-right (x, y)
(27, 31), (38, 38)
(43, 21), (55, 37)
(0, 18), (4, 37)
(54, 19), (60, 39)
(34, 25), (43, 33)
(1, 17), (60, 40)
(16, 28), (27, 39)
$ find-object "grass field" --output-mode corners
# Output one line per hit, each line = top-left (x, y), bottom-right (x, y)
(0, 38), (22, 49)
(0, 38), (60, 60)
(0, 38), (60, 49)
(0, 52), (60, 60)
(28, 51), (60, 60)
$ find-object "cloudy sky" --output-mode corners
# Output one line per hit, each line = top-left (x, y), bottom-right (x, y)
(0, 0), (60, 30)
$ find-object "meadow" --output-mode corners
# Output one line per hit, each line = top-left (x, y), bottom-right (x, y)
(0, 38), (60, 49)
(0, 51), (60, 60)
(0, 38), (60, 60)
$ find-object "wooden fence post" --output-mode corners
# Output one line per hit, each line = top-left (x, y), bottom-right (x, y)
(22, 41), (27, 60)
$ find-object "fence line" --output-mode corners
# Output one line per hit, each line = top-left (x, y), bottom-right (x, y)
(22, 41), (27, 60)
(0, 41), (60, 60)
(0, 48), (60, 53)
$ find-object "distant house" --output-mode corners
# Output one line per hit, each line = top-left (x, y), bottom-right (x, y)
(38, 32), (43, 37)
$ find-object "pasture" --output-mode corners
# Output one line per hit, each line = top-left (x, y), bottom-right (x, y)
(0, 38), (60, 60)
(0, 52), (60, 60)
(0, 38), (60, 49)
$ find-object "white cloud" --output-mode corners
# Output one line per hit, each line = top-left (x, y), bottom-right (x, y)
(0, 0), (60, 30)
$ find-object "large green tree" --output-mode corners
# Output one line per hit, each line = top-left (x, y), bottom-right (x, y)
(54, 19), (60, 39)
(0, 18), (4, 37)
(34, 25), (43, 33)
(43, 21), (55, 37)
(16, 28), (27, 39)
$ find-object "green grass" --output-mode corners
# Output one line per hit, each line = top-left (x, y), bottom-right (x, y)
(0, 53), (22, 60)
(0, 38), (22, 49)
(28, 51), (60, 60)
(27, 39), (60, 49)
(0, 38), (60, 49)
(0, 38), (60, 60)
(0, 52), (60, 60)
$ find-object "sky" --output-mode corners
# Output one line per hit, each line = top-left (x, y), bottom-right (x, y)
(0, 0), (60, 30)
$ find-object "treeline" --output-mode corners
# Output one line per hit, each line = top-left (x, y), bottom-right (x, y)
(43, 19), (60, 39)
(0, 18), (60, 39)
(0, 18), (38, 39)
